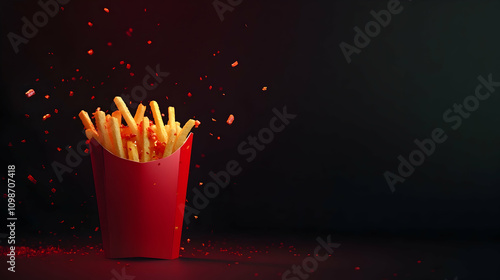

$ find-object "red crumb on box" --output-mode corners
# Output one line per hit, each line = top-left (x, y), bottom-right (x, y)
(28, 175), (37, 184)
(25, 89), (35, 98)
(226, 114), (234, 125)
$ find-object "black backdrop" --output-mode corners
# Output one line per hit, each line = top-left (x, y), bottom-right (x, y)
(1, 0), (499, 241)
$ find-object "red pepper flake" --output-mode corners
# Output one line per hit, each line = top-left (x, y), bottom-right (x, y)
(28, 175), (37, 184)
(45, 95), (50, 99)
(107, 42), (112, 46)
(69, 91), (74, 96)
(54, 109), (59, 113)
(120, 61), (125, 65)
(25, 114), (30, 118)
(57, 147), (62, 151)
(217, 136), (221, 140)
(43, 114), (51, 120)
(126, 28), (133, 37)
(195, 164), (200, 168)
(130, 73), (135, 76)
(21, 139), (26, 143)
(103, 7), (109, 13)
(91, 96), (95, 100)
(147, 40), (152, 45)
(44, 130), (49, 134)
(126, 64), (131, 69)
(95, 227), (99, 231)
(194, 120), (201, 128)
(25, 89), (35, 98)
(211, 118), (216, 122)
(231, 61), (238, 67)
(87, 49), (94, 55)
(88, 21), (93, 27)
(209, 85), (212, 90)
(35, 78), (40, 82)
(226, 114), (234, 125)
(187, 92), (192, 97)
(262, 86), (268, 91)
(355, 266), (360, 270)
(60, 220), (64, 223)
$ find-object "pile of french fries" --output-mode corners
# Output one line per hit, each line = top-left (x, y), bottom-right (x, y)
(79, 96), (197, 162)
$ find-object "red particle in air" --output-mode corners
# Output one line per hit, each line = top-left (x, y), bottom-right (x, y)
(147, 40), (152, 44)
(43, 114), (51, 120)
(44, 130), (49, 134)
(417, 260), (422, 263)
(231, 61), (239, 67)
(226, 114), (234, 125)
(130, 73), (135, 76)
(21, 139), (26, 143)
(126, 64), (131, 69)
(25, 89), (35, 98)
(25, 114), (30, 118)
(87, 49), (94, 55)
(126, 28), (133, 37)
(195, 164), (200, 168)
(45, 95), (50, 99)
(103, 7), (109, 13)
(355, 266), (360, 270)
(120, 61), (125, 65)
(88, 21), (93, 27)
(28, 175), (37, 184)
(57, 147), (62, 151)
(107, 42), (112, 46)
(95, 227), (99, 231)
(187, 92), (192, 97)
(69, 91), (74, 96)
(194, 120), (201, 128)
(54, 109), (59, 113)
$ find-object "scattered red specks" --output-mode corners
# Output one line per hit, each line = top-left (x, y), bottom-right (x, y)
(60, 220), (64, 223)
(44, 130), (49, 134)
(95, 227), (99, 231)
(28, 175), (37, 184)
(355, 266), (361, 270)
(42, 114), (51, 121)
(126, 28), (133, 37)
(57, 147), (62, 151)
(126, 64), (131, 69)
(217, 136), (221, 140)
(226, 114), (234, 125)
(194, 120), (201, 128)
(69, 91), (74, 96)
(35, 78), (39, 82)
(187, 239), (191, 243)
(107, 42), (112, 46)
(103, 7), (109, 13)
(25, 114), (30, 118)
(194, 216), (198, 219)
(417, 260), (422, 263)
(147, 40), (152, 45)
(87, 21), (93, 27)
(45, 95), (50, 99)
(209, 85), (213, 90)
(25, 89), (35, 98)
(195, 164), (200, 168)
(232, 61), (239, 67)
(91, 96), (95, 100)
(120, 61), (125, 65)
(87, 49), (94, 55)
(262, 86), (268, 91)
(130, 73), (135, 76)
(54, 109), (59, 113)
(211, 118), (216, 122)
(187, 92), (192, 97)
(21, 139), (26, 143)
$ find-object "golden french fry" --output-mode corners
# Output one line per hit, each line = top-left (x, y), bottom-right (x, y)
(95, 111), (113, 151)
(173, 119), (195, 152)
(79, 110), (96, 131)
(175, 121), (181, 136)
(149, 101), (168, 142)
(85, 129), (99, 141)
(168, 106), (175, 127)
(163, 126), (176, 157)
(134, 104), (146, 124)
(105, 115), (116, 153)
(127, 141), (139, 162)
(112, 110), (122, 124)
(110, 117), (125, 158)
(114, 96), (138, 136)
(141, 117), (151, 162)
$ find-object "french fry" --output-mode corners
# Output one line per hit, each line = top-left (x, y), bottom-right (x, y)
(127, 141), (139, 162)
(85, 129), (99, 141)
(173, 119), (195, 152)
(149, 101), (168, 142)
(105, 115), (116, 154)
(110, 117), (125, 158)
(141, 117), (151, 162)
(114, 96), (138, 136)
(134, 104), (146, 124)
(163, 125), (176, 157)
(79, 110), (96, 131)
(112, 110), (122, 124)
(95, 111), (113, 151)
(175, 121), (181, 136)
(168, 106), (175, 127)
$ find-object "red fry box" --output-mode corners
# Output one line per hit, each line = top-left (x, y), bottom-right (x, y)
(89, 133), (193, 259)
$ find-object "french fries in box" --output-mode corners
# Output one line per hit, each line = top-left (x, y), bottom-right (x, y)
(80, 97), (198, 259)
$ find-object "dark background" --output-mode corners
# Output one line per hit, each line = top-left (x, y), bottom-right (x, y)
(1, 0), (499, 253)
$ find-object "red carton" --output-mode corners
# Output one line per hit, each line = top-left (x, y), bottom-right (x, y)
(89, 133), (193, 259)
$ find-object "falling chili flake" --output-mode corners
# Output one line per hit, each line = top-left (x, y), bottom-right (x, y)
(57, 147), (62, 151)
(231, 61), (239, 67)
(194, 120), (201, 128)
(103, 7), (109, 13)
(262, 86), (268, 91)
(147, 40), (152, 45)
(45, 130), (49, 134)
(88, 21), (93, 27)
(21, 139), (26, 143)
(69, 91), (74, 96)
(28, 175), (37, 184)
(130, 73), (135, 76)
(45, 95), (50, 99)
(107, 42), (112, 46)
(187, 92), (192, 97)
(211, 118), (216, 122)
(87, 49), (94, 55)
(54, 109), (59, 113)
(42, 114), (51, 120)
(226, 114), (234, 125)
(95, 227), (99, 231)
(126, 28), (133, 37)
(25, 89), (35, 98)
(25, 114), (30, 118)
(120, 61), (125, 65)
(126, 64), (131, 69)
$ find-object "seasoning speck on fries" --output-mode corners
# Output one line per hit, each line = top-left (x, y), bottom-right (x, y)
(79, 96), (198, 162)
